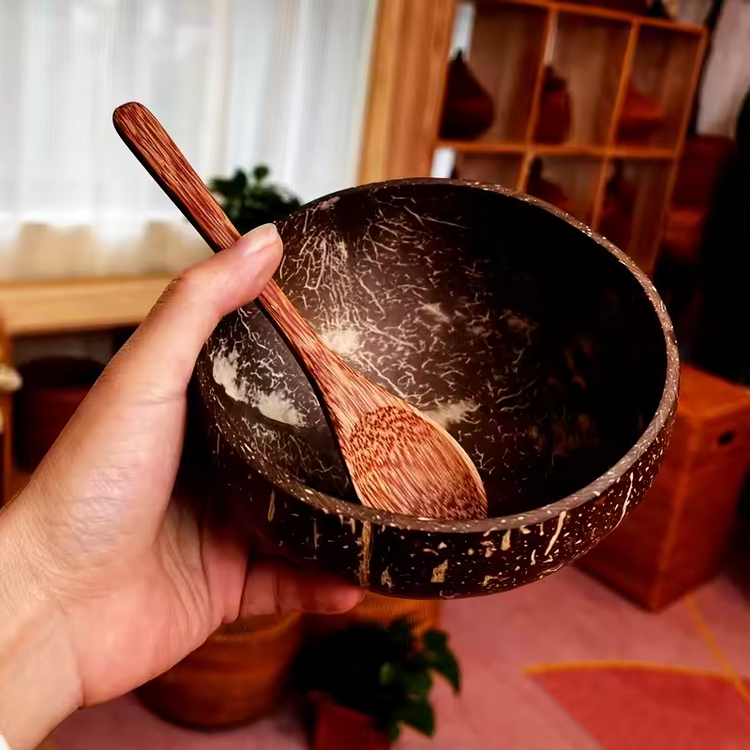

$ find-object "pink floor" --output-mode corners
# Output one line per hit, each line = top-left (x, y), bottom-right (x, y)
(49, 565), (750, 750)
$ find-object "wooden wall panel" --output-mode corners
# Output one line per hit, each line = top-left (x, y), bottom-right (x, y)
(358, 0), (457, 183)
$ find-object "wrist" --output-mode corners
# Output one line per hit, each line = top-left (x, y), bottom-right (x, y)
(0, 495), (81, 749)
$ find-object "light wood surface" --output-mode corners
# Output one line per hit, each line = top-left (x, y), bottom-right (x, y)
(470, 2), (549, 144)
(540, 156), (603, 225)
(439, 140), (677, 159)
(620, 159), (673, 271)
(553, 14), (631, 146)
(477, 0), (705, 33)
(0, 274), (171, 336)
(622, 26), (705, 149)
(357, 0), (458, 183)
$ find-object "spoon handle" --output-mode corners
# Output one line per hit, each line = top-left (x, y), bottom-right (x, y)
(113, 101), (351, 398)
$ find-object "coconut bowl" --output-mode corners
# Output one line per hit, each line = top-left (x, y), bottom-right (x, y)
(194, 178), (678, 599)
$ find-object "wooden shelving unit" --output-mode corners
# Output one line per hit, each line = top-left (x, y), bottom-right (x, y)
(434, 0), (707, 274)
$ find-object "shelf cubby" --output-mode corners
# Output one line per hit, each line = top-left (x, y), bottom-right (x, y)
(454, 153), (524, 188)
(542, 11), (631, 146)
(469, 2), (550, 142)
(616, 24), (705, 149)
(596, 157), (672, 272)
(432, 0), (707, 274)
(524, 154), (604, 225)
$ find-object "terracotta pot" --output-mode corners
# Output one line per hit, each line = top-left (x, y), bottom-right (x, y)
(439, 51), (495, 141)
(526, 158), (571, 214)
(138, 613), (303, 730)
(14, 357), (104, 471)
(312, 694), (391, 750)
(534, 67), (571, 144)
(618, 86), (664, 142)
(307, 592), (441, 640)
(599, 160), (637, 250)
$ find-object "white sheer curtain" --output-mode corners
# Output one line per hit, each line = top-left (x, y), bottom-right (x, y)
(697, 0), (750, 138)
(0, 0), (377, 279)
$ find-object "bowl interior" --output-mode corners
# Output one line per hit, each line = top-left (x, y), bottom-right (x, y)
(198, 181), (668, 518)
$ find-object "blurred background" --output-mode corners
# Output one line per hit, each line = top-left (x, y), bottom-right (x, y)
(1, 1), (750, 749)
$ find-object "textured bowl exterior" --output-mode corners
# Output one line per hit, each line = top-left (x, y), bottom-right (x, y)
(195, 179), (679, 600)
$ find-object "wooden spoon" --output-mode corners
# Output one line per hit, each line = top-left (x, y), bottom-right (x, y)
(113, 102), (487, 521)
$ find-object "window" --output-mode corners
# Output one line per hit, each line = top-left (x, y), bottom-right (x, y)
(0, 0), (377, 278)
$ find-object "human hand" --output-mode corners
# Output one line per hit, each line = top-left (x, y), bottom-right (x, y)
(0, 224), (363, 749)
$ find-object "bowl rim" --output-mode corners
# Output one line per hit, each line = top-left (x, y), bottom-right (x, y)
(218, 177), (680, 533)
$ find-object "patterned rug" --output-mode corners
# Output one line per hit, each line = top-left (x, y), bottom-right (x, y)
(530, 663), (750, 750)
(526, 593), (750, 750)
(49, 569), (750, 750)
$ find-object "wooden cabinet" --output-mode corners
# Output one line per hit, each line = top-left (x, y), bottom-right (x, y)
(579, 365), (750, 610)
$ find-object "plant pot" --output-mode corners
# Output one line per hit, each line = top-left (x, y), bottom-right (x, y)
(14, 357), (104, 471)
(311, 694), (391, 750)
(617, 86), (664, 142)
(599, 159), (637, 250)
(526, 158), (571, 214)
(307, 592), (441, 641)
(534, 67), (571, 144)
(138, 613), (303, 730)
(439, 51), (495, 141)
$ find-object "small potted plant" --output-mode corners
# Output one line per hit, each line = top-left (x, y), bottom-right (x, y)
(208, 164), (302, 233)
(293, 618), (460, 750)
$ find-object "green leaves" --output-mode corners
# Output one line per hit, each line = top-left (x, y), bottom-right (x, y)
(253, 164), (270, 182)
(292, 617), (461, 741)
(397, 698), (435, 737)
(423, 629), (461, 692)
(400, 665), (432, 696)
(207, 164), (301, 234)
(423, 629), (447, 651)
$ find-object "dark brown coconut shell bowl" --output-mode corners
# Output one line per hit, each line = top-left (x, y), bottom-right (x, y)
(194, 178), (679, 599)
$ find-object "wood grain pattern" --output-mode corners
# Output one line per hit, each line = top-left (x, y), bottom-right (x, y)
(439, 140), (678, 159)
(579, 365), (750, 610)
(0, 275), (172, 336)
(477, 0), (704, 33)
(113, 103), (487, 521)
(357, 0), (457, 183)
(416, 0), (707, 276)
(137, 612), (303, 729)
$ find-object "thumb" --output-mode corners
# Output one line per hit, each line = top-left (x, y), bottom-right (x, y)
(106, 223), (282, 401)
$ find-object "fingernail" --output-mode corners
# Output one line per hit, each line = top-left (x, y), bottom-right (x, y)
(317, 588), (365, 614)
(238, 223), (279, 255)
